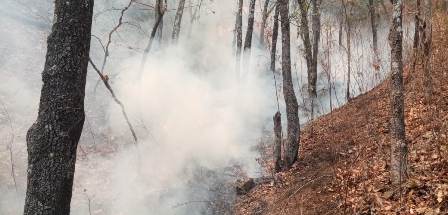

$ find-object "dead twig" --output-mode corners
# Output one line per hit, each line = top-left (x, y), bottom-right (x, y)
(88, 58), (138, 144)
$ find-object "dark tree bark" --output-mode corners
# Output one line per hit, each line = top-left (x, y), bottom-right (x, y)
(273, 111), (282, 172)
(235, 0), (244, 76)
(389, 0), (407, 185)
(172, 0), (186, 41)
(279, 0), (300, 168)
(244, 0), (257, 52)
(24, 0), (94, 214)
(243, 0), (257, 71)
(259, 0), (271, 45)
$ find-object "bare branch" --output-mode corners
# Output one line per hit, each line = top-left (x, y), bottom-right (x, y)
(88, 58), (138, 144)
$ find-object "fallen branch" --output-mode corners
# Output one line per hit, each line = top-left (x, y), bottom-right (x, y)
(88, 58), (138, 144)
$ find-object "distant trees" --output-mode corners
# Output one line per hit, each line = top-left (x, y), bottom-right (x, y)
(279, 0), (300, 169)
(24, 0), (94, 214)
(389, 0), (407, 185)
(260, 0), (271, 45)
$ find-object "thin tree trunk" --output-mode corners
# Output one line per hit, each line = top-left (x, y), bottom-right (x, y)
(139, 11), (165, 72)
(412, 0), (421, 73)
(243, 0), (257, 71)
(368, 0), (378, 57)
(279, 0), (300, 169)
(297, 0), (313, 95)
(244, 0), (256, 52)
(342, 0), (352, 101)
(271, 5), (282, 172)
(155, 0), (165, 41)
(422, 0), (433, 101)
(236, 0), (244, 77)
(389, 0), (407, 185)
(271, 3), (280, 73)
(310, 0), (321, 119)
(260, 0), (271, 45)
(172, 0), (186, 41)
(24, 0), (94, 214)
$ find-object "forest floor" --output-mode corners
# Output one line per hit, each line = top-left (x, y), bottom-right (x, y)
(235, 13), (448, 215)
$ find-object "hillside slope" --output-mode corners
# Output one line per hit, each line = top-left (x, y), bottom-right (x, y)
(236, 13), (448, 215)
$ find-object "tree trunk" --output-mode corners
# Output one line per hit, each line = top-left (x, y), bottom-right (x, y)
(310, 0), (321, 119)
(368, 0), (378, 57)
(279, 0), (300, 169)
(297, 0), (313, 96)
(24, 0), (94, 214)
(155, 0), (165, 41)
(260, 0), (271, 45)
(270, 3), (280, 73)
(389, 0), (407, 185)
(235, 0), (244, 77)
(172, 0), (186, 41)
(422, 0), (433, 101)
(271, 5), (282, 172)
(342, 0), (352, 101)
(412, 0), (421, 73)
(273, 111), (282, 172)
(243, 0), (256, 70)
(244, 0), (256, 52)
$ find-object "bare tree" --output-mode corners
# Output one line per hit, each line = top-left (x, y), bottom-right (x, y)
(259, 0), (271, 45)
(389, 0), (407, 185)
(341, 0), (352, 101)
(297, 0), (321, 119)
(422, 0), (433, 101)
(368, 0), (378, 59)
(155, 0), (166, 41)
(270, 4), (282, 172)
(172, 0), (186, 41)
(235, 0), (244, 76)
(243, 0), (257, 70)
(279, 0), (300, 168)
(24, 0), (94, 214)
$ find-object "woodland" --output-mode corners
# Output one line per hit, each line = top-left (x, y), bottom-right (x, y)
(0, 0), (447, 214)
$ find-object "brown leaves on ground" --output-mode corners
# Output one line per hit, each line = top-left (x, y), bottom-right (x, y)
(235, 13), (448, 215)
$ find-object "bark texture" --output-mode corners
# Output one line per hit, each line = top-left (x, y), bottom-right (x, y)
(172, 0), (186, 41)
(235, 0), (244, 76)
(270, 4), (280, 73)
(341, 0), (352, 101)
(279, 0), (300, 168)
(259, 0), (271, 45)
(368, 0), (378, 56)
(273, 111), (282, 172)
(389, 0), (407, 185)
(24, 0), (94, 214)
(244, 0), (257, 52)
